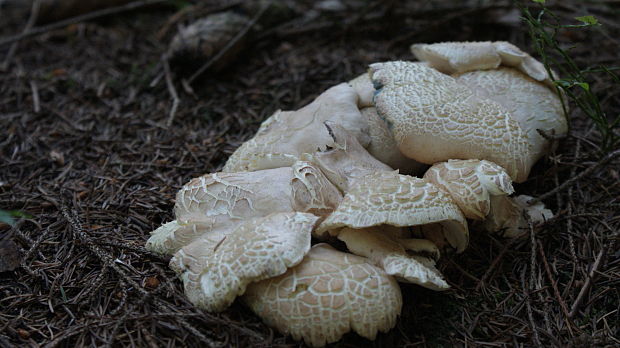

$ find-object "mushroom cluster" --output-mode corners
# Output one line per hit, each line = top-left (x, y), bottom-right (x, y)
(146, 41), (563, 347)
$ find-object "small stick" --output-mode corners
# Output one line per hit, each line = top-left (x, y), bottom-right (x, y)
(529, 149), (620, 205)
(162, 56), (179, 128)
(537, 241), (574, 334)
(569, 244), (608, 318)
(0, 0), (168, 47)
(30, 80), (40, 113)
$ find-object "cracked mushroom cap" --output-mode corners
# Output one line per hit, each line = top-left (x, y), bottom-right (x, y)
(423, 159), (515, 220)
(454, 67), (567, 168)
(337, 227), (448, 291)
(317, 170), (469, 252)
(243, 243), (402, 347)
(484, 194), (553, 238)
(146, 161), (341, 255)
(369, 60), (531, 182)
(223, 83), (370, 173)
(308, 123), (392, 192)
(411, 41), (552, 87)
(362, 107), (426, 175)
(169, 212), (319, 312)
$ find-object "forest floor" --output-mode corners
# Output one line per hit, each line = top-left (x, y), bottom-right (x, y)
(0, 0), (618, 347)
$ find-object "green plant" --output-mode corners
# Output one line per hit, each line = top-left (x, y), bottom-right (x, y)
(522, 0), (620, 152)
(0, 210), (32, 226)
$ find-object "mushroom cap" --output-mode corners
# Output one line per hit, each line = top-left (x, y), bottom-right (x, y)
(243, 243), (402, 347)
(369, 60), (531, 182)
(170, 212), (319, 312)
(308, 123), (392, 192)
(454, 67), (567, 168)
(423, 159), (514, 220)
(223, 83), (370, 172)
(348, 73), (375, 108)
(483, 194), (553, 238)
(146, 162), (341, 255)
(316, 170), (469, 252)
(362, 107), (426, 175)
(411, 41), (552, 87)
(337, 227), (449, 291)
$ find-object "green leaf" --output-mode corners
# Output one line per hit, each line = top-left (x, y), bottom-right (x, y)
(575, 15), (599, 26)
(0, 210), (33, 226)
(532, 0), (545, 3)
(576, 82), (590, 91)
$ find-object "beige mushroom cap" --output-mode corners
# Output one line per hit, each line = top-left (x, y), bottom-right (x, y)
(170, 212), (318, 312)
(243, 243), (402, 347)
(454, 67), (567, 169)
(423, 159), (515, 220)
(411, 41), (552, 87)
(484, 194), (553, 238)
(317, 171), (469, 252)
(308, 123), (392, 192)
(146, 161), (341, 255)
(223, 83), (370, 173)
(362, 107), (426, 175)
(348, 73), (375, 108)
(369, 61), (531, 182)
(337, 227), (448, 291)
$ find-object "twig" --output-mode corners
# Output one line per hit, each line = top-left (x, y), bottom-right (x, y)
(162, 56), (180, 128)
(475, 238), (516, 291)
(529, 149), (620, 205)
(569, 244), (608, 318)
(0, 0), (168, 47)
(537, 241), (574, 334)
(186, 0), (272, 84)
(1, 0), (40, 71)
(30, 80), (40, 113)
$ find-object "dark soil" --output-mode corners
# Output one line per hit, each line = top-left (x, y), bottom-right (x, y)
(1, 1), (618, 347)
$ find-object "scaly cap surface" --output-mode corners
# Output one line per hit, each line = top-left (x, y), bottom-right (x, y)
(243, 243), (402, 347)
(369, 61), (531, 182)
(170, 212), (318, 312)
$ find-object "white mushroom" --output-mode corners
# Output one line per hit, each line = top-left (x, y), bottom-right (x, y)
(369, 60), (531, 182)
(423, 159), (515, 220)
(454, 67), (567, 169)
(362, 107), (426, 175)
(337, 227), (448, 291)
(317, 170), (469, 252)
(243, 243), (402, 347)
(483, 194), (553, 238)
(146, 161), (341, 255)
(423, 159), (553, 238)
(411, 41), (553, 87)
(308, 123), (392, 192)
(348, 72), (375, 108)
(223, 83), (370, 172)
(170, 212), (319, 312)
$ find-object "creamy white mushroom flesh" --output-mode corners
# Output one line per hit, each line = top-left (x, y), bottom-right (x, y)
(243, 243), (402, 348)
(336, 227), (449, 291)
(411, 41), (553, 87)
(317, 170), (469, 253)
(361, 107), (427, 175)
(454, 67), (567, 170)
(146, 161), (341, 255)
(308, 123), (392, 192)
(169, 212), (318, 312)
(369, 60), (531, 182)
(223, 83), (370, 172)
(423, 159), (553, 238)
(423, 159), (515, 220)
